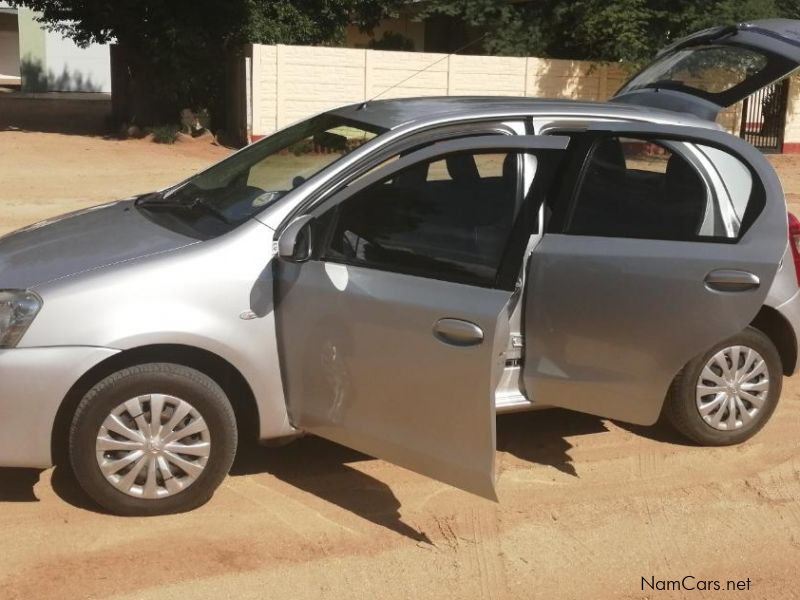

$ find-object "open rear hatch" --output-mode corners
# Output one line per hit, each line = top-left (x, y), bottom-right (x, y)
(612, 19), (800, 120)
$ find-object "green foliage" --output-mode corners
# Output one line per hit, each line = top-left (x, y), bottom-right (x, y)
(776, 0), (800, 17)
(420, 0), (799, 63)
(9, 0), (800, 125)
(369, 31), (415, 51)
(6, 0), (401, 47)
(418, 0), (548, 56)
(149, 124), (179, 144)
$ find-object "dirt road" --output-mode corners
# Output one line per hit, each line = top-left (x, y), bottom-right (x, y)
(0, 132), (230, 236)
(1, 132), (800, 599)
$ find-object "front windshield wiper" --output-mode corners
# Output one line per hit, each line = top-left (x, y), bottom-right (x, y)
(190, 197), (236, 224)
(135, 195), (235, 225)
(133, 191), (165, 206)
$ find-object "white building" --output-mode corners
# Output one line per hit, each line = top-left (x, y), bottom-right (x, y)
(0, 3), (110, 93)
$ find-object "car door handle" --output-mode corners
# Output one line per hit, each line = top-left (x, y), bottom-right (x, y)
(433, 318), (484, 347)
(704, 269), (760, 292)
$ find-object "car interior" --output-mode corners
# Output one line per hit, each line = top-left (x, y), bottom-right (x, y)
(568, 136), (709, 241)
(327, 151), (521, 285)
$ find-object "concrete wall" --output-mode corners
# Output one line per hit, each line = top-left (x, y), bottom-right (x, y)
(0, 92), (110, 133)
(14, 6), (43, 90)
(4, 5), (110, 93)
(247, 44), (631, 139)
(0, 11), (19, 85)
(783, 74), (800, 153)
(43, 30), (109, 92)
(0, 30), (18, 80)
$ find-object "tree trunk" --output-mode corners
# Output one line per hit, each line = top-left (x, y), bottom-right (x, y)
(110, 44), (179, 127)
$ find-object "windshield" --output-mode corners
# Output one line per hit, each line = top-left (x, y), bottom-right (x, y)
(137, 114), (385, 238)
(618, 44), (769, 98)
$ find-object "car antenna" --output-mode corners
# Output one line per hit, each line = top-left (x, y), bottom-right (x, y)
(358, 33), (488, 110)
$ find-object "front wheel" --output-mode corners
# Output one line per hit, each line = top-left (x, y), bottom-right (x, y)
(664, 327), (782, 446)
(69, 363), (238, 516)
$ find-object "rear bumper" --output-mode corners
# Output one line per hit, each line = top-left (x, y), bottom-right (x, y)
(0, 346), (118, 468)
(774, 289), (800, 374)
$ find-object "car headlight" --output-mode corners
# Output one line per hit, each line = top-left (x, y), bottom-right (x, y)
(0, 290), (42, 348)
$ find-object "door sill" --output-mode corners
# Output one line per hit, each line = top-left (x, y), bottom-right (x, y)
(496, 393), (535, 414)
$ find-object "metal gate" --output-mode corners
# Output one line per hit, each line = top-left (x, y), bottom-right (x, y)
(739, 78), (790, 153)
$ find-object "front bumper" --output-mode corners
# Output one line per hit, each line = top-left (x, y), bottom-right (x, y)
(0, 346), (118, 468)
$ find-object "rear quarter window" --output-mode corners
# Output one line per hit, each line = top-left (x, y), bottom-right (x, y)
(696, 145), (753, 221)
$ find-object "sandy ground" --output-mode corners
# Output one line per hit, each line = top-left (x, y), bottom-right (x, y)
(0, 132), (230, 236)
(1, 132), (800, 599)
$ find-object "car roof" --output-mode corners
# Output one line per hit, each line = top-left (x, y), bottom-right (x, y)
(328, 96), (720, 131)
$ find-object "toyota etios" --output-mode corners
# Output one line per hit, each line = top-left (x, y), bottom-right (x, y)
(2, 20), (800, 515)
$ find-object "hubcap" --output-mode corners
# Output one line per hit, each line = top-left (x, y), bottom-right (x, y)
(95, 394), (211, 499)
(695, 345), (769, 431)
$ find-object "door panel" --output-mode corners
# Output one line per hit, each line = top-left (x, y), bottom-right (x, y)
(523, 124), (787, 426)
(276, 262), (511, 499)
(524, 235), (779, 425)
(274, 135), (568, 499)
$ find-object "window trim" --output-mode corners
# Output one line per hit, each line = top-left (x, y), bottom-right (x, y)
(305, 135), (569, 289)
(277, 120), (523, 233)
(319, 150), (527, 289)
(304, 136), (569, 220)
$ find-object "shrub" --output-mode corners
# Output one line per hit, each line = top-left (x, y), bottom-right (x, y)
(150, 124), (180, 144)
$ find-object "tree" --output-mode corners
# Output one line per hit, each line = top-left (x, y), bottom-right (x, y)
(419, 0), (797, 63)
(777, 0), (800, 17)
(13, 0), (800, 129)
(8, 0), (401, 127)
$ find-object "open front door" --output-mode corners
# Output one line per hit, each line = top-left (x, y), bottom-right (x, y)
(274, 135), (568, 499)
(523, 123), (787, 426)
(612, 19), (800, 120)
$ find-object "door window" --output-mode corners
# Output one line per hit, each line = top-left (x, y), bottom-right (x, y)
(322, 151), (524, 287)
(567, 136), (758, 241)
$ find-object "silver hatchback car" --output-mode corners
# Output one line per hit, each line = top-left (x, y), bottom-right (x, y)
(3, 20), (800, 515)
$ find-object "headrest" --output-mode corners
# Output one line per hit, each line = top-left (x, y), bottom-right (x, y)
(503, 154), (517, 181)
(446, 154), (480, 182)
(592, 138), (626, 172)
(395, 162), (429, 188)
(665, 154), (702, 190)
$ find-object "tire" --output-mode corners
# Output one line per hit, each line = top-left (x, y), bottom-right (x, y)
(69, 363), (238, 516)
(664, 326), (782, 446)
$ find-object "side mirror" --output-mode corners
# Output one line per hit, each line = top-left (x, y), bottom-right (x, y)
(277, 215), (314, 262)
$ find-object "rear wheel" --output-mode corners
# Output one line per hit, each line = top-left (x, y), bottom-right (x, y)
(665, 327), (782, 446)
(69, 363), (237, 516)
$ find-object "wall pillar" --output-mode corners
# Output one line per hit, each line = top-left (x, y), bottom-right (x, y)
(783, 74), (800, 153)
(16, 7), (45, 92)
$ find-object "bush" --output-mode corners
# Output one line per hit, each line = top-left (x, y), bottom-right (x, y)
(150, 124), (180, 144)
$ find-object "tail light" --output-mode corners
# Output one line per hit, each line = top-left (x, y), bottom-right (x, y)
(788, 212), (800, 286)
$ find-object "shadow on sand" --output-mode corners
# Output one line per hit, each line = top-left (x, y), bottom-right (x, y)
(0, 408), (679, 542)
